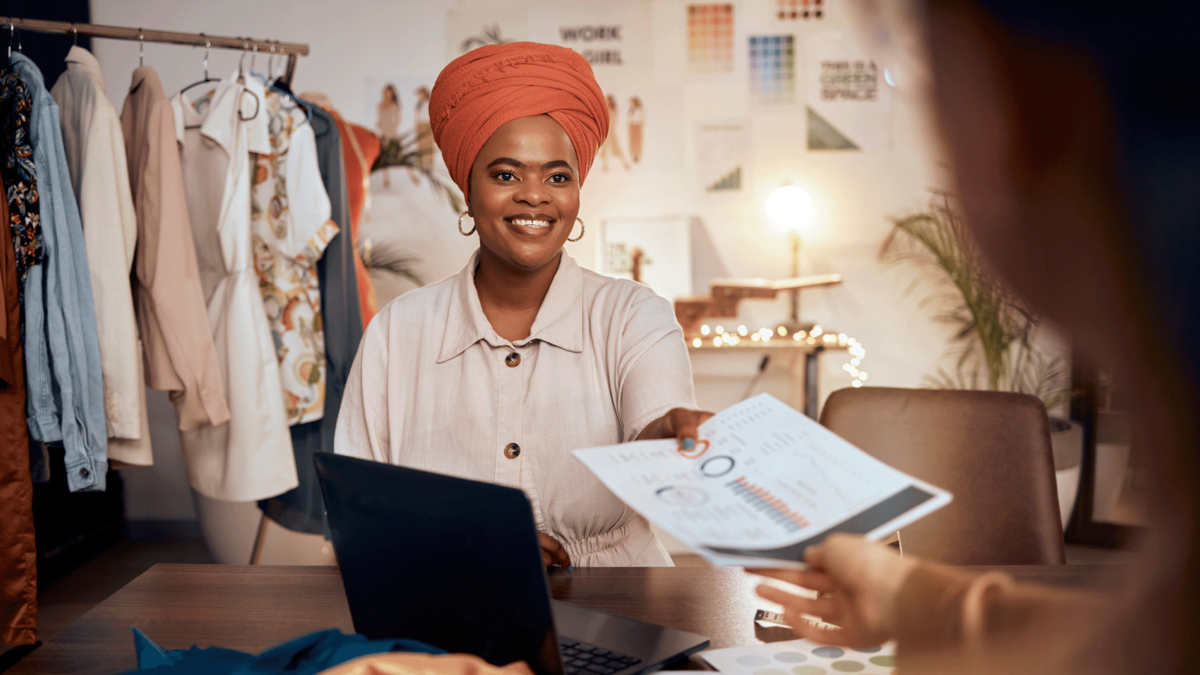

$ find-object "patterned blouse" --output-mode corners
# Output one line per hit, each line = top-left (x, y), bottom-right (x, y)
(0, 70), (42, 307)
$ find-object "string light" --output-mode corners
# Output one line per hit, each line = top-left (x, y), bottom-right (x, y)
(688, 323), (869, 387)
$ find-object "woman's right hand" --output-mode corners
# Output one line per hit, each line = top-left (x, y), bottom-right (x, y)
(538, 532), (572, 570)
(752, 534), (918, 648)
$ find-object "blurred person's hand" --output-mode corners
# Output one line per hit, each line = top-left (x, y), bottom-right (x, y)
(637, 408), (715, 453)
(752, 534), (919, 648)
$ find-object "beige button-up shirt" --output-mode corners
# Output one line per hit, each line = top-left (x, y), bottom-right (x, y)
(121, 66), (229, 433)
(52, 46), (149, 463)
(336, 251), (697, 566)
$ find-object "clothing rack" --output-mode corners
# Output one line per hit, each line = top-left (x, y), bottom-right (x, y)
(0, 16), (309, 85)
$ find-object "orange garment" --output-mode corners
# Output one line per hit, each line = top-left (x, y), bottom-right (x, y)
(318, 652), (534, 675)
(0, 186), (36, 646)
(330, 111), (380, 327)
(428, 42), (609, 203)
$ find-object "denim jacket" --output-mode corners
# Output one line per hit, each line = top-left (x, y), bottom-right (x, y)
(13, 54), (107, 492)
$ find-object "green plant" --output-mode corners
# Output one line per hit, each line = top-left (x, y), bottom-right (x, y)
(372, 130), (464, 214)
(880, 191), (1071, 409)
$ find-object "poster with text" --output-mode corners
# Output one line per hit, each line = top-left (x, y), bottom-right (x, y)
(529, 2), (652, 85)
(804, 31), (893, 151)
(447, 6), (529, 60)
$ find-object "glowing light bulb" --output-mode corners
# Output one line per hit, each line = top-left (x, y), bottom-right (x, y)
(738, 325), (748, 336)
(692, 337), (702, 348)
(765, 185), (817, 236)
(701, 325), (711, 336)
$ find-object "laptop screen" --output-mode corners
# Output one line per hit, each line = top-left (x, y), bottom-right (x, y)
(315, 453), (564, 675)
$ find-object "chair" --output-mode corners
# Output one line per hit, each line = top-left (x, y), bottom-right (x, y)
(819, 387), (1065, 565)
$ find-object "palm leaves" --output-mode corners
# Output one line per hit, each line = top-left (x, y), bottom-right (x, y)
(880, 191), (1070, 408)
(372, 130), (464, 214)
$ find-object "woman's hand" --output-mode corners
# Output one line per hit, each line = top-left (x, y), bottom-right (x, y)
(752, 534), (919, 648)
(637, 408), (715, 452)
(539, 532), (572, 570)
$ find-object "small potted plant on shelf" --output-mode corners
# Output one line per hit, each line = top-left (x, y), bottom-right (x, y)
(881, 191), (1080, 528)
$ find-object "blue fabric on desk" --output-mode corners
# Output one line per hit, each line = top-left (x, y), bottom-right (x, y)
(126, 627), (444, 674)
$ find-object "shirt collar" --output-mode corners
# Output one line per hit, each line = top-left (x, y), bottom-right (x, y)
(129, 65), (162, 97)
(438, 249), (585, 363)
(64, 46), (105, 89)
(9, 53), (43, 89)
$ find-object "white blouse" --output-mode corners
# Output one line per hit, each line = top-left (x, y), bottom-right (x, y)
(173, 75), (297, 502)
(335, 251), (697, 566)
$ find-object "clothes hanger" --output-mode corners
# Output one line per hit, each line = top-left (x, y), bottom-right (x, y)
(180, 36), (259, 128)
(236, 38), (261, 122)
(6, 17), (21, 61)
(264, 40), (312, 123)
(178, 35), (219, 105)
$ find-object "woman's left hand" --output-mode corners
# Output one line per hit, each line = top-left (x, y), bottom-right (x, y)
(638, 408), (715, 452)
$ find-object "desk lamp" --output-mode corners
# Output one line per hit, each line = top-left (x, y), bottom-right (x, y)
(765, 184), (819, 332)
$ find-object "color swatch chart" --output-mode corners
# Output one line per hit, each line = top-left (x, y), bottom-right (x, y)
(749, 35), (796, 105)
(688, 3), (734, 74)
(702, 639), (896, 675)
(777, 0), (825, 21)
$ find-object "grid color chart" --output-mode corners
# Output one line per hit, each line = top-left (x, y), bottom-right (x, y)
(687, 3), (734, 74)
(777, 0), (825, 21)
(749, 35), (795, 105)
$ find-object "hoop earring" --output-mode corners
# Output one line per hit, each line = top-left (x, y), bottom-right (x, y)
(567, 217), (585, 242)
(458, 211), (475, 236)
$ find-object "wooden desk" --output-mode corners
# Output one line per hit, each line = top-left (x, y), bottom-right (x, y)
(11, 564), (1127, 674)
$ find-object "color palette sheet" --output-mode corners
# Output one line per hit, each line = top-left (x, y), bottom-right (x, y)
(701, 638), (896, 675)
(749, 35), (795, 105)
(688, 3), (734, 74)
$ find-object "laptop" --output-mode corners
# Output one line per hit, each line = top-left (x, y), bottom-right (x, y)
(314, 452), (710, 675)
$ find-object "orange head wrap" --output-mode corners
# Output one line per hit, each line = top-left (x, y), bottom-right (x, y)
(429, 42), (610, 204)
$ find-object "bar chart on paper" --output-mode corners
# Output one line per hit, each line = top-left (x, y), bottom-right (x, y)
(574, 394), (952, 567)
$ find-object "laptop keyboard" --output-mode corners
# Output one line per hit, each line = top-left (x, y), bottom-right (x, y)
(559, 639), (642, 675)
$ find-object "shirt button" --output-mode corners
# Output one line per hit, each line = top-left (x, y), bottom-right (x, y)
(79, 467), (90, 479)
(505, 352), (521, 368)
(504, 443), (521, 459)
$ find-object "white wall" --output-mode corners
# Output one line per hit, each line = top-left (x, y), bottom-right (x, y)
(89, 0), (955, 522)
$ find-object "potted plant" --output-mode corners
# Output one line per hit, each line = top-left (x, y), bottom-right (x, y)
(881, 192), (1081, 529)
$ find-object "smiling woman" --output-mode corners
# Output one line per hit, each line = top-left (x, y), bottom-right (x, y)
(334, 42), (713, 568)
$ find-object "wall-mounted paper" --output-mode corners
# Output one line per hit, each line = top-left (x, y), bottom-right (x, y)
(696, 120), (750, 194)
(688, 3), (735, 75)
(805, 31), (893, 151)
(529, 1), (652, 83)
(749, 35), (797, 106)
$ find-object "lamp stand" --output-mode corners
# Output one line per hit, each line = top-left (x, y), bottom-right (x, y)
(784, 232), (815, 333)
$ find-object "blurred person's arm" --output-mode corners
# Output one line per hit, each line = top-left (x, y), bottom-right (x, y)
(756, 535), (1112, 674)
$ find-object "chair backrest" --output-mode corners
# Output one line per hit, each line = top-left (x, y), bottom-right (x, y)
(819, 387), (1065, 565)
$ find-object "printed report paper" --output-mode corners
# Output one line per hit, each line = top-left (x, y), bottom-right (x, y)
(573, 394), (952, 567)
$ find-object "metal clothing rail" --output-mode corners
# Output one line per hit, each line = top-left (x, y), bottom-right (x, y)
(0, 16), (309, 83)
